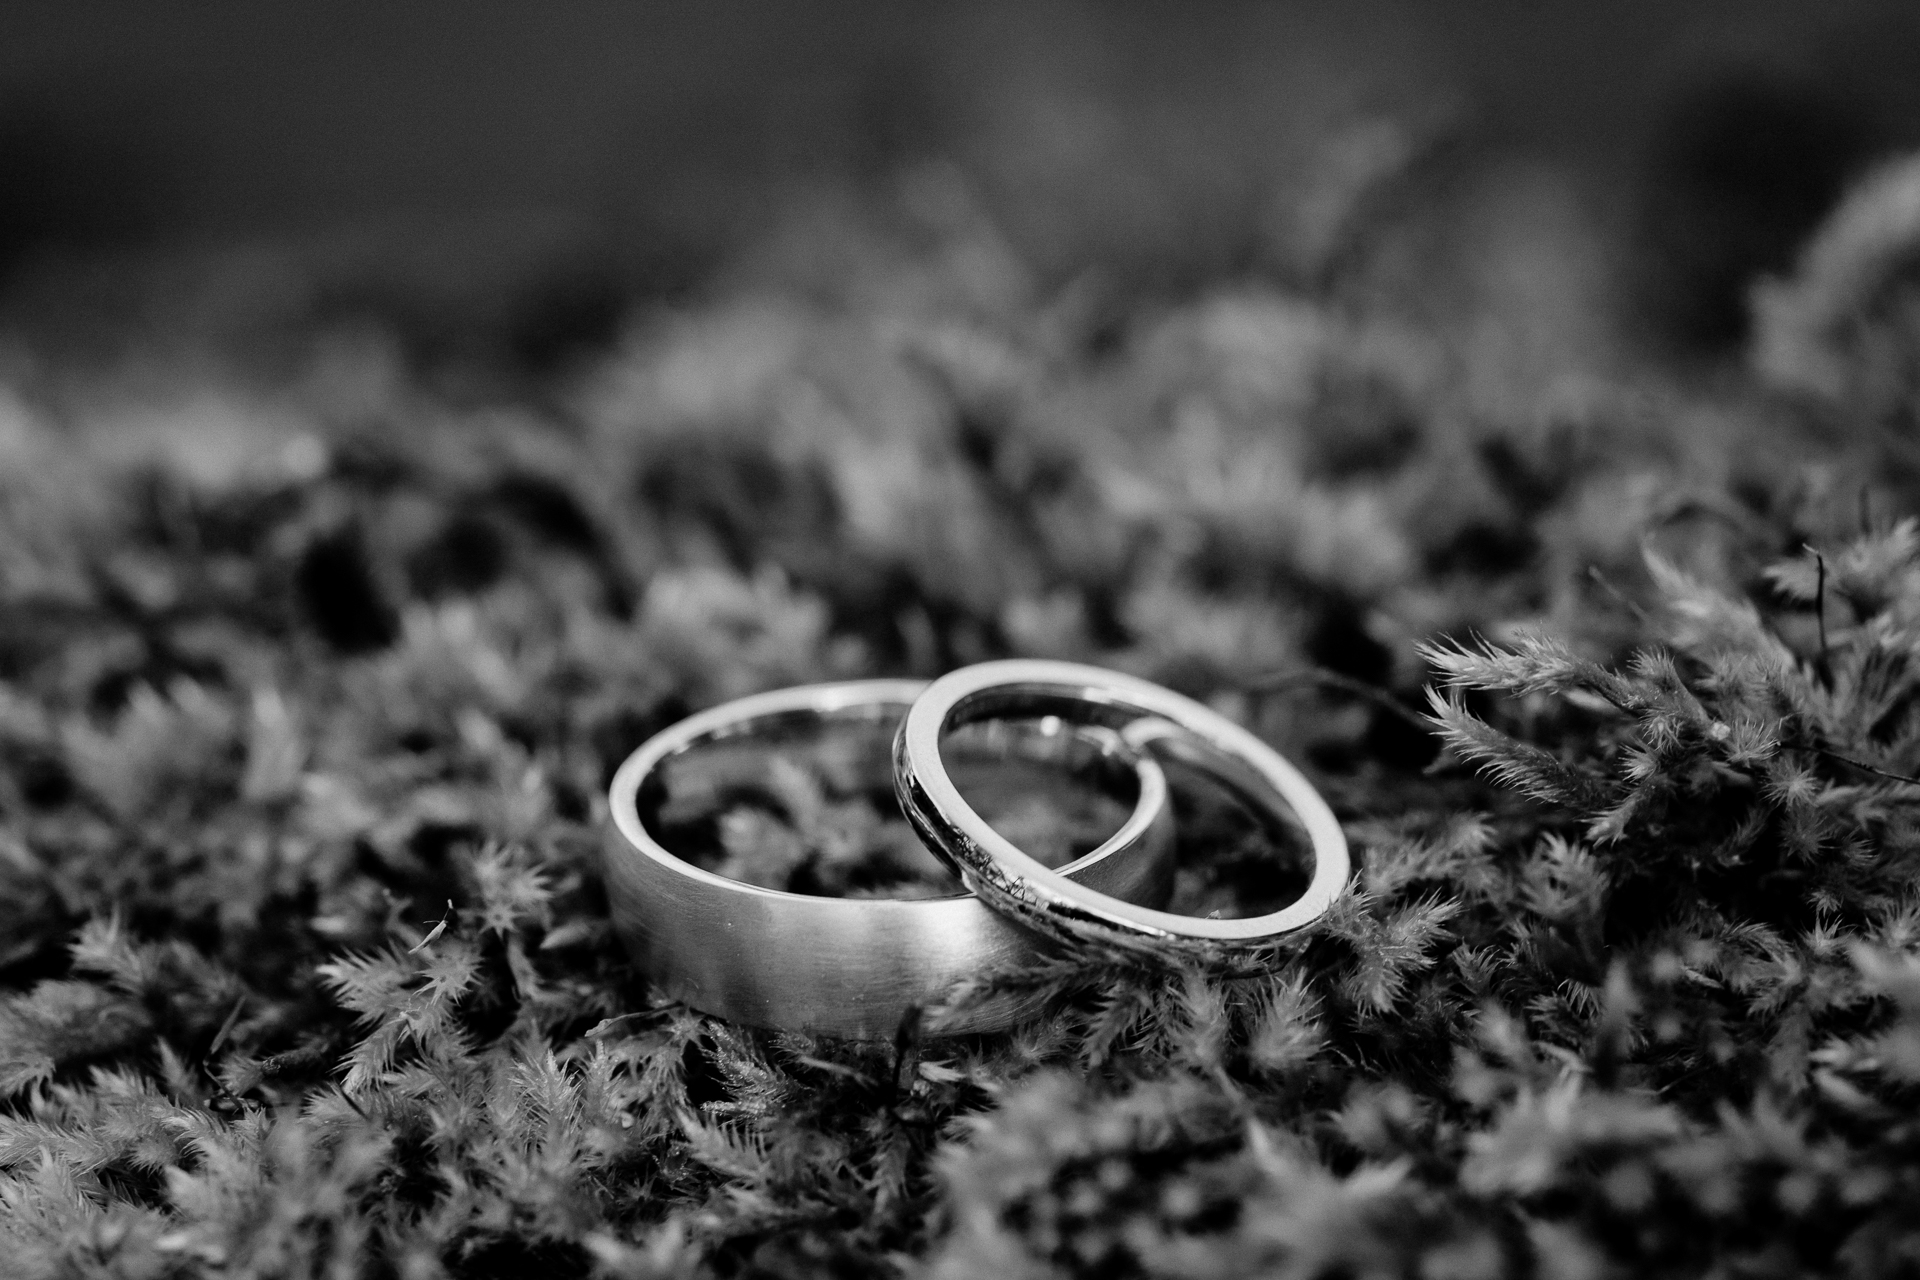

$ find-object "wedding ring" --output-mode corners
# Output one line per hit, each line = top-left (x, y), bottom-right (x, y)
(604, 680), (1177, 1038)
(895, 659), (1349, 966)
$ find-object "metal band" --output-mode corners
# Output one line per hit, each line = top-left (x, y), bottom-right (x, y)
(894, 660), (1349, 965)
(604, 680), (1177, 1038)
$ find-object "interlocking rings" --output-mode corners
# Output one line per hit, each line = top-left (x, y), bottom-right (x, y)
(603, 665), (1349, 1037)
(603, 680), (1176, 1038)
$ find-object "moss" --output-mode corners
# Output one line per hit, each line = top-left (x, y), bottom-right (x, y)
(3, 149), (1920, 1278)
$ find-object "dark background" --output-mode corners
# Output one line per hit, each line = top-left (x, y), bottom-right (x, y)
(5, 0), (1920, 360)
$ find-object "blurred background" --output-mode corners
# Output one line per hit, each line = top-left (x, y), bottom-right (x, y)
(7, 0), (1920, 370)
(7, 0), (1920, 758)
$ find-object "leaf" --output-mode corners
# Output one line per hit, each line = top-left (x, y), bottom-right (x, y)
(1425, 690), (1612, 810)
(1247, 973), (1325, 1074)
(0, 982), (149, 1095)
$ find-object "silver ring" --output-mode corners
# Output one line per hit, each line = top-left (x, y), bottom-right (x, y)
(604, 680), (1177, 1038)
(894, 659), (1349, 965)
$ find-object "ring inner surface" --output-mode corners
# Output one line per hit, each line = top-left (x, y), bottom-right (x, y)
(640, 709), (1145, 900)
(942, 686), (1314, 921)
(1152, 756), (1312, 920)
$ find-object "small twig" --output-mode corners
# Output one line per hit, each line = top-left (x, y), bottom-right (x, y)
(207, 995), (247, 1057)
(1811, 547), (1831, 672)
(1811, 747), (1920, 788)
(407, 900), (455, 954)
(1650, 496), (1758, 536)
(887, 1004), (923, 1105)
(585, 1009), (671, 1040)
(790, 1054), (868, 1083)
(1587, 565), (1650, 623)
(1247, 667), (1431, 731)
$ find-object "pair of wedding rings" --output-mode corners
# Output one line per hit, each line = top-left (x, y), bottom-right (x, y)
(604, 659), (1349, 1039)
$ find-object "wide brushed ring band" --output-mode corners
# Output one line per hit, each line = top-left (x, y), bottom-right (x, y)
(604, 679), (1177, 1039)
(895, 659), (1350, 967)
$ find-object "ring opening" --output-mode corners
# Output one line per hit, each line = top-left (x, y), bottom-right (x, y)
(898, 659), (1349, 947)
(640, 707), (1148, 899)
(940, 688), (1313, 919)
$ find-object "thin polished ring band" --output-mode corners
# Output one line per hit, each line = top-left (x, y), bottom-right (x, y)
(895, 659), (1350, 967)
(604, 680), (1178, 1039)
